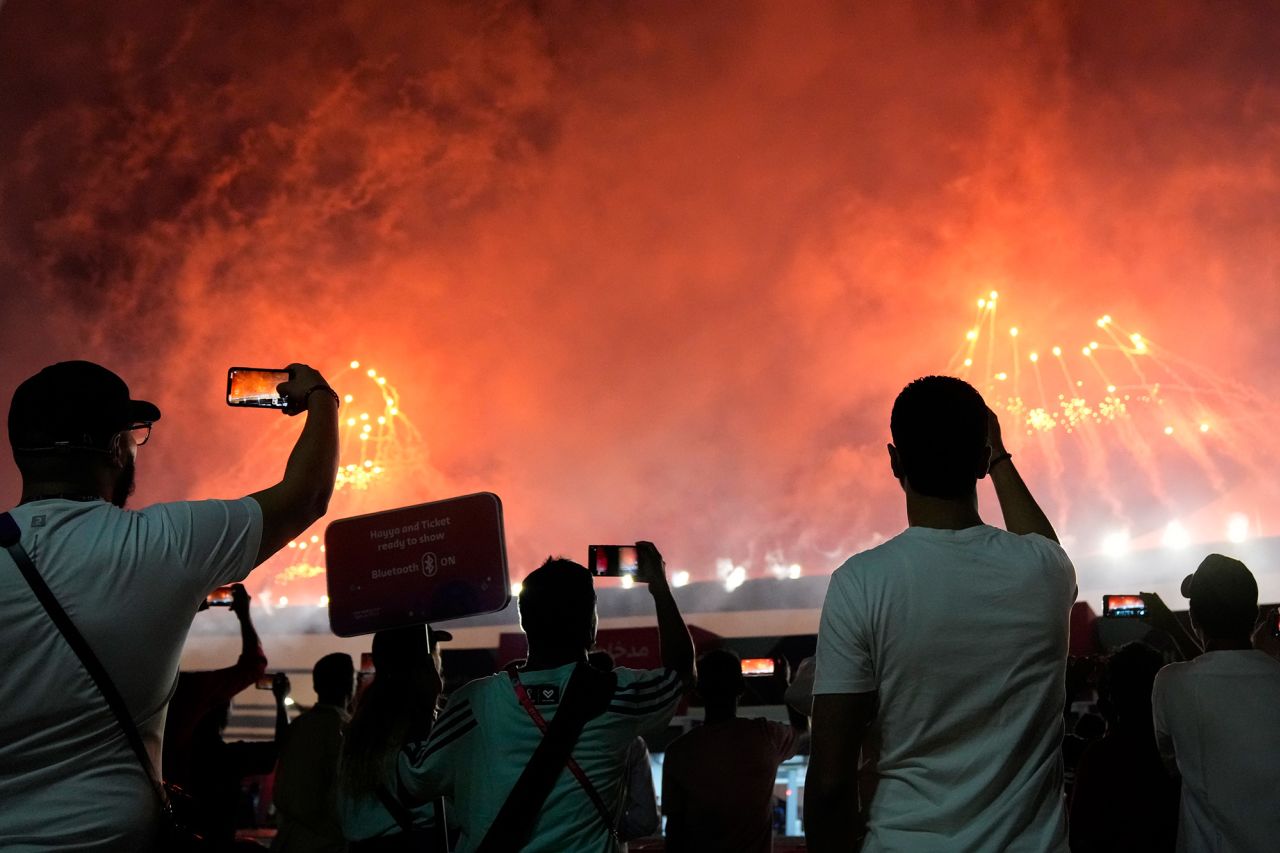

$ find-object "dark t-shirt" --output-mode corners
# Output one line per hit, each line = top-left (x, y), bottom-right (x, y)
(1069, 727), (1178, 853)
(662, 717), (798, 853)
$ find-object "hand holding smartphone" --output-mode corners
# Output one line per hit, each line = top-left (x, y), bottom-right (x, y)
(588, 545), (642, 579)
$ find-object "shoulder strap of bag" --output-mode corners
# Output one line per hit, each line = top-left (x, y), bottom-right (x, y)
(509, 672), (618, 833)
(474, 661), (617, 853)
(0, 512), (168, 807)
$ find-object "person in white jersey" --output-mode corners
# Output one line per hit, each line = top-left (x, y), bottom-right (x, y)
(0, 360), (339, 852)
(398, 545), (694, 852)
(805, 375), (1076, 853)
(1152, 554), (1280, 853)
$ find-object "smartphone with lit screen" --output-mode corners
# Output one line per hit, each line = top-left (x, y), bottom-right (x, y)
(1102, 594), (1146, 618)
(588, 545), (641, 579)
(741, 658), (776, 677)
(255, 674), (281, 690)
(227, 367), (293, 408)
(206, 586), (236, 607)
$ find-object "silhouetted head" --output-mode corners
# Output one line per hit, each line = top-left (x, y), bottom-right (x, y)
(889, 376), (989, 500)
(1097, 642), (1164, 726)
(9, 361), (160, 508)
(518, 558), (598, 658)
(313, 652), (356, 707)
(1182, 553), (1258, 641)
(696, 649), (744, 705)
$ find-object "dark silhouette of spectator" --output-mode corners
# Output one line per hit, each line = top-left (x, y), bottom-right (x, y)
(273, 653), (357, 852)
(187, 673), (292, 850)
(0, 361), (338, 851)
(338, 627), (446, 851)
(663, 648), (801, 853)
(806, 378), (1076, 853)
(1152, 554), (1280, 852)
(1069, 643), (1177, 852)
(399, 543), (694, 851)
(165, 583), (268, 788)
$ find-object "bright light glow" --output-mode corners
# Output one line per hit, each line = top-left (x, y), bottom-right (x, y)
(1009, 327), (1019, 337)
(298, 542), (307, 550)
(360, 412), (369, 421)
(1082, 347), (1092, 356)
(343, 394), (354, 403)
(788, 565), (803, 580)
(996, 372), (1008, 381)
(1200, 423), (1210, 433)
(1052, 346), (1062, 357)
(287, 541), (297, 549)
(310, 535), (319, 543)
(277, 596), (289, 607)
(511, 581), (523, 597)
(966, 329), (978, 341)
(285, 697), (295, 706)
(1107, 384), (1117, 393)
(349, 360), (360, 369)
(1162, 521), (1191, 550)
(989, 290), (999, 300)
(366, 368), (376, 377)
(377, 377), (387, 385)
(724, 566), (747, 592)
(1164, 425), (1174, 435)
(1227, 513), (1250, 543)
(1101, 530), (1130, 558)
(964, 358), (973, 367)
(672, 570), (690, 588)
(1029, 352), (1039, 363)
(346, 417), (356, 426)
(620, 575), (635, 589)
(1097, 315), (1112, 327)
(1089, 341), (1099, 350)
(318, 595), (329, 607)
(977, 298), (986, 308)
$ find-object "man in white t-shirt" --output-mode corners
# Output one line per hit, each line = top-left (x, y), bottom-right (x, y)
(0, 360), (339, 852)
(1152, 554), (1280, 853)
(398, 544), (695, 852)
(805, 375), (1076, 853)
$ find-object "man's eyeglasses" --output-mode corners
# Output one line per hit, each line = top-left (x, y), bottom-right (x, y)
(125, 423), (152, 447)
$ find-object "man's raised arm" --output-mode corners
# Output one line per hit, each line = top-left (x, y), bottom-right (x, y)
(638, 540), (695, 685)
(986, 408), (1058, 542)
(249, 363), (340, 566)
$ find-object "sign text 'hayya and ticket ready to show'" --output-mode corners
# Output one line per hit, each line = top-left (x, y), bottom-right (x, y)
(324, 492), (510, 637)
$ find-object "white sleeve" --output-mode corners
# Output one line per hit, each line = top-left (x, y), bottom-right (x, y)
(147, 498), (264, 594)
(1151, 668), (1180, 777)
(813, 564), (877, 695)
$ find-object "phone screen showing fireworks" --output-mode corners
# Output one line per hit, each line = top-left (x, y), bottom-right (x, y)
(206, 586), (235, 607)
(588, 545), (640, 578)
(1103, 594), (1146, 618)
(741, 658), (776, 677)
(325, 492), (510, 637)
(227, 367), (292, 408)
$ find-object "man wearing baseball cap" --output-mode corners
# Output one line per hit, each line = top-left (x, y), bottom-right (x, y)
(0, 360), (339, 851)
(1151, 554), (1280, 853)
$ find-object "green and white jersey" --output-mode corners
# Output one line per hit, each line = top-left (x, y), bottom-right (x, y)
(399, 664), (683, 853)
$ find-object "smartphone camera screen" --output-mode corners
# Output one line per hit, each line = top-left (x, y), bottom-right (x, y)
(1103, 594), (1146, 618)
(227, 367), (292, 408)
(206, 586), (236, 607)
(255, 674), (277, 690)
(741, 658), (776, 677)
(588, 545), (640, 578)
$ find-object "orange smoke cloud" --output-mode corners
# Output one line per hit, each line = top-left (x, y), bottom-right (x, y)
(2, 1), (1278, 601)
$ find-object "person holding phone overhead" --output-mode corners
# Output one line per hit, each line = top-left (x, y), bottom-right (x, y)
(397, 543), (695, 852)
(0, 360), (338, 852)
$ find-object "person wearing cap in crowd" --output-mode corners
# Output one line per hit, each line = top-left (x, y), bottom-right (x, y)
(272, 652), (358, 853)
(338, 625), (451, 852)
(1151, 554), (1280, 853)
(0, 360), (339, 852)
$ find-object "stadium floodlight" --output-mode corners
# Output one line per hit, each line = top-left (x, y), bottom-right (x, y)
(672, 570), (690, 588)
(1101, 530), (1130, 559)
(1227, 513), (1250, 544)
(1162, 521), (1191, 550)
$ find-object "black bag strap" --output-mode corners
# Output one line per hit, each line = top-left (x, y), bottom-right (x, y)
(0, 512), (168, 807)
(474, 662), (617, 853)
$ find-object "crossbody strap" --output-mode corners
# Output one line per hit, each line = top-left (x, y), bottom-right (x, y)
(0, 512), (167, 806)
(509, 672), (618, 835)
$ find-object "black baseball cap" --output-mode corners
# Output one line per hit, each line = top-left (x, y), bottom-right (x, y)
(1181, 553), (1258, 610)
(9, 361), (161, 451)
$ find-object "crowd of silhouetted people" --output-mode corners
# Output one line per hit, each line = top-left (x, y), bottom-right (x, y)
(3, 362), (1279, 853)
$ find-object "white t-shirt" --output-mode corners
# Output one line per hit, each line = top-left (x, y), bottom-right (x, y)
(399, 664), (684, 853)
(1152, 650), (1280, 853)
(0, 497), (263, 852)
(814, 524), (1076, 853)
